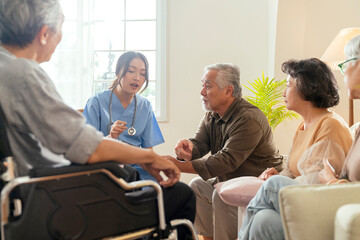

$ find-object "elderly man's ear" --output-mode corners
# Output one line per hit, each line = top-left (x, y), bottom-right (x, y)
(226, 86), (234, 96)
(38, 25), (50, 45)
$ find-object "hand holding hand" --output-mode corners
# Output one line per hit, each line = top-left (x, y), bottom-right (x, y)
(258, 167), (279, 180)
(142, 155), (180, 188)
(174, 139), (193, 161)
(318, 158), (338, 183)
(109, 120), (127, 139)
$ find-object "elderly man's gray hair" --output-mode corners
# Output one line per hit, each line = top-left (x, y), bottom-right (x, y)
(0, 0), (62, 47)
(204, 63), (242, 98)
(345, 35), (360, 59)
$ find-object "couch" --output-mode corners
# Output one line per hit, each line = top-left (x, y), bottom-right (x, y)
(279, 182), (360, 240)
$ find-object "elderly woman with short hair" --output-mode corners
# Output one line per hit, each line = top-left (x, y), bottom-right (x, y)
(239, 58), (353, 240)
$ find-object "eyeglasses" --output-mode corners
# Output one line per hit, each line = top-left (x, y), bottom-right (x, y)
(338, 57), (358, 75)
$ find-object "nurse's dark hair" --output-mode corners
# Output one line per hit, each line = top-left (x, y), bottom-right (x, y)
(0, 0), (62, 48)
(109, 51), (149, 94)
(281, 58), (339, 108)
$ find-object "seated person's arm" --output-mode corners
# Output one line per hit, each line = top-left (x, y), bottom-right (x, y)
(88, 138), (180, 187)
(319, 158), (338, 183)
(296, 139), (346, 184)
(171, 140), (197, 173)
(175, 139), (193, 161)
(191, 118), (266, 180)
(188, 116), (211, 159)
(169, 116), (210, 174)
(83, 97), (127, 139)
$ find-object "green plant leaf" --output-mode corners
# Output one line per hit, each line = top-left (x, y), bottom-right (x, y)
(243, 72), (299, 132)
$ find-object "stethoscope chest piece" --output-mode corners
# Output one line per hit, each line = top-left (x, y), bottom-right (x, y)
(128, 127), (136, 136)
(108, 83), (137, 137)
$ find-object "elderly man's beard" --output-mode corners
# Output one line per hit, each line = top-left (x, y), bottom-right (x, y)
(201, 96), (211, 112)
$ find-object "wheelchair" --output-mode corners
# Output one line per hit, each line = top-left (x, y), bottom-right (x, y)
(0, 106), (198, 240)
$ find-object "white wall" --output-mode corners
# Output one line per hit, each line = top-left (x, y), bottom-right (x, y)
(153, 0), (360, 184)
(155, 0), (273, 183)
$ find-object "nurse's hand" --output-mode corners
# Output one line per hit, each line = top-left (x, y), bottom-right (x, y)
(108, 120), (127, 139)
(174, 139), (193, 161)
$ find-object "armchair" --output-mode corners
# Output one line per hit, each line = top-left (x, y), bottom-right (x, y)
(279, 182), (360, 240)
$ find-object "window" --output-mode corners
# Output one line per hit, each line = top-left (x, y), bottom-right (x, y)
(42, 0), (167, 121)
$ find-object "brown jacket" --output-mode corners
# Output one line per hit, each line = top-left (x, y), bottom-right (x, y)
(191, 98), (283, 183)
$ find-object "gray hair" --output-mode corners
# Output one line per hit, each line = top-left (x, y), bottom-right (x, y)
(0, 0), (62, 47)
(345, 35), (360, 59)
(204, 63), (242, 98)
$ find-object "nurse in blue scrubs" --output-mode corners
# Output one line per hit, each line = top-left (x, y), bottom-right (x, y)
(83, 51), (164, 180)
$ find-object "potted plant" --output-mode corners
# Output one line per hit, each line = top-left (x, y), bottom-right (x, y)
(243, 72), (299, 132)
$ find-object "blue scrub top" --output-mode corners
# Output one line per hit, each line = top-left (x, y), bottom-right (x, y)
(83, 90), (165, 181)
(83, 90), (164, 148)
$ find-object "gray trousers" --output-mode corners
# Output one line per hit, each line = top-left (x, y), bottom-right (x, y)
(190, 177), (238, 240)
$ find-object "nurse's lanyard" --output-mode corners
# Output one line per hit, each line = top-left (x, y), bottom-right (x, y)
(107, 84), (137, 136)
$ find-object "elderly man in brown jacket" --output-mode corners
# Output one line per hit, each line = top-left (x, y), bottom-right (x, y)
(168, 63), (283, 240)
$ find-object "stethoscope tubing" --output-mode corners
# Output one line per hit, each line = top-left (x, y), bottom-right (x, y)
(107, 83), (137, 136)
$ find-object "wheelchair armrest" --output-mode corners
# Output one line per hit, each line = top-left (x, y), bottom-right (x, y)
(29, 161), (139, 182)
(125, 187), (157, 203)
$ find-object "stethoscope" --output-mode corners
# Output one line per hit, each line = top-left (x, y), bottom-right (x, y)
(107, 83), (137, 136)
